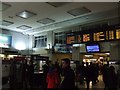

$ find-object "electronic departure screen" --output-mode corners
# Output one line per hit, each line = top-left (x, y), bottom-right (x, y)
(93, 31), (105, 41)
(66, 25), (120, 44)
(86, 44), (100, 53)
(78, 35), (82, 43)
(116, 29), (120, 39)
(83, 34), (90, 42)
(66, 35), (75, 44)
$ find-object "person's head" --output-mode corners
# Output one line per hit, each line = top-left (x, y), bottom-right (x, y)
(109, 66), (115, 72)
(29, 60), (33, 65)
(62, 58), (70, 69)
(11, 60), (16, 66)
(82, 62), (84, 65)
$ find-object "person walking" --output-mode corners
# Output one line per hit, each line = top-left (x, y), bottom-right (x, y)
(46, 64), (60, 88)
(59, 58), (75, 88)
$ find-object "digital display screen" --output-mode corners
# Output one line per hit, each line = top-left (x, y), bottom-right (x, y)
(0, 34), (12, 48)
(116, 29), (120, 39)
(86, 44), (100, 52)
(66, 25), (120, 44)
(78, 35), (82, 43)
(66, 35), (75, 44)
(55, 45), (72, 53)
(83, 34), (90, 42)
(93, 31), (105, 41)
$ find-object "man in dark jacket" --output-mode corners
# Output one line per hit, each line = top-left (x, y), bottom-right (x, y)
(59, 58), (75, 88)
(42, 60), (49, 89)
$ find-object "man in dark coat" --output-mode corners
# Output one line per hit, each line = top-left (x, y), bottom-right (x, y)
(42, 60), (49, 89)
(59, 58), (75, 88)
(27, 60), (34, 89)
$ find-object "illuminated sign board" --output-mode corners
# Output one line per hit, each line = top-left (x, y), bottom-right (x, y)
(116, 29), (120, 39)
(106, 30), (115, 40)
(66, 33), (75, 44)
(66, 25), (120, 44)
(93, 31), (105, 41)
(0, 34), (12, 48)
(78, 35), (82, 43)
(83, 34), (91, 42)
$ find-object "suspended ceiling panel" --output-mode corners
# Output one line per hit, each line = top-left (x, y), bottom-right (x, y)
(0, 2), (119, 35)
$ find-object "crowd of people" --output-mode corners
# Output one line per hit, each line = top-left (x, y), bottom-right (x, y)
(9, 59), (34, 90)
(42, 60), (120, 89)
(8, 58), (120, 89)
(42, 58), (75, 89)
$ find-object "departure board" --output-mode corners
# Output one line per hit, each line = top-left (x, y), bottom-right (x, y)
(66, 35), (75, 44)
(106, 31), (109, 40)
(66, 25), (120, 44)
(83, 34), (90, 42)
(116, 29), (120, 39)
(106, 30), (114, 40)
(78, 35), (82, 43)
(93, 32), (105, 41)
(109, 30), (114, 40)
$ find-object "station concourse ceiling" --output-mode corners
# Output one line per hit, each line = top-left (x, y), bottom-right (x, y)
(0, 2), (119, 35)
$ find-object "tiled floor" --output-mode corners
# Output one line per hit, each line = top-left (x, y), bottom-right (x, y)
(2, 75), (120, 90)
(76, 75), (105, 89)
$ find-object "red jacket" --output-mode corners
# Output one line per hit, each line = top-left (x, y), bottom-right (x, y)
(46, 71), (60, 88)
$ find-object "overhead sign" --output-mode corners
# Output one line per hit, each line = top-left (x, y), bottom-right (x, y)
(66, 25), (120, 44)
(0, 34), (12, 48)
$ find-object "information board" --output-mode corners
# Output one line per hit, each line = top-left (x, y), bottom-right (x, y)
(83, 34), (91, 42)
(116, 29), (120, 39)
(0, 34), (12, 48)
(66, 25), (120, 44)
(66, 33), (75, 44)
(93, 31), (105, 41)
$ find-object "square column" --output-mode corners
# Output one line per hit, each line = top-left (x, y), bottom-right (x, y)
(47, 31), (54, 61)
(110, 41), (120, 61)
(72, 47), (83, 65)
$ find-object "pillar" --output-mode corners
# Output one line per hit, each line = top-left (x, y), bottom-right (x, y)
(47, 31), (54, 61)
(0, 2), (2, 89)
(110, 41), (120, 61)
(110, 41), (120, 72)
(72, 47), (83, 64)
(72, 47), (80, 61)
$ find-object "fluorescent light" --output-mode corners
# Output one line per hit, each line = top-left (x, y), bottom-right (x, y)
(0, 20), (14, 26)
(16, 10), (36, 19)
(105, 53), (110, 55)
(37, 18), (55, 24)
(85, 55), (93, 57)
(16, 25), (32, 30)
(0, 36), (8, 41)
(72, 44), (80, 47)
(67, 7), (91, 16)
(15, 42), (26, 50)
(47, 2), (70, 7)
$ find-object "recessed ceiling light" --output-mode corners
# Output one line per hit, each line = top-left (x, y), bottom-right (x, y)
(67, 7), (91, 16)
(0, 3), (11, 11)
(16, 25), (32, 30)
(47, 2), (70, 7)
(16, 10), (37, 19)
(37, 18), (55, 24)
(0, 20), (14, 26)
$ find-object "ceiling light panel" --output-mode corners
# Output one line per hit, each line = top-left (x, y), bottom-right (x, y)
(47, 2), (70, 7)
(37, 18), (55, 24)
(16, 25), (32, 30)
(0, 3), (11, 11)
(0, 20), (14, 26)
(16, 10), (36, 19)
(67, 7), (91, 16)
